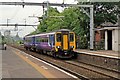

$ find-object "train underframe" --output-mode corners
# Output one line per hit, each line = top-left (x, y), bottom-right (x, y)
(24, 46), (77, 59)
(54, 49), (77, 59)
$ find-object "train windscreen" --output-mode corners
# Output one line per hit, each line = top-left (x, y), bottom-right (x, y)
(56, 33), (62, 42)
(70, 33), (74, 42)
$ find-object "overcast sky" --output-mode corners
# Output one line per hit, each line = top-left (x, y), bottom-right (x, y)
(0, 0), (78, 38)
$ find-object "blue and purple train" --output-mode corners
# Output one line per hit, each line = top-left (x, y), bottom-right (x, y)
(23, 29), (77, 58)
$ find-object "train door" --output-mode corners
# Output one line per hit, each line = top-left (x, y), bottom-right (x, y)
(49, 35), (55, 48)
(32, 37), (35, 47)
(63, 34), (68, 50)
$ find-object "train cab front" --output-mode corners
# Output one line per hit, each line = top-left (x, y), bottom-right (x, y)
(55, 30), (76, 58)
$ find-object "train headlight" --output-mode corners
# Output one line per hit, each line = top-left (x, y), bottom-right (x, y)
(65, 53), (67, 55)
(56, 46), (61, 48)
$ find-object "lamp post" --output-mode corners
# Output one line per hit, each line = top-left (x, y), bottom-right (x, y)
(23, 19), (26, 26)
(7, 18), (10, 27)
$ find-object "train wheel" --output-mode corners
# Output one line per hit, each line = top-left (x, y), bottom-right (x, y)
(73, 52), (78, 59)
(26, 47), (28, 50)
(43, 50), (47, 54)
(40, 50), (43, 54)
(33, 48), (36, 52)
(36, 49), (39, 53)
(53, 52), (57, 58)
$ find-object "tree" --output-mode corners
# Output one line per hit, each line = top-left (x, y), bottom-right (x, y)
(78, 2), (120, 26)
(37, 7), (61, 32)
(62, 7), (89, 48)
(30, 6), (90, 48)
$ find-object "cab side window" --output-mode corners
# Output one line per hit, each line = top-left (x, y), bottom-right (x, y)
(56, 33), (61, 42)
(70, 33), (74, 42)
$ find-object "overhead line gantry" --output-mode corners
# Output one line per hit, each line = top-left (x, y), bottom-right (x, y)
(0, 24), (38, 26)
(0, 2), (93, 7)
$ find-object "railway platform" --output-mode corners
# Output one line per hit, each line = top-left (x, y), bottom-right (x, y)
(75, 49), (119, 59)
(1, 46), (78, 79)
(74, 49), (119, 73)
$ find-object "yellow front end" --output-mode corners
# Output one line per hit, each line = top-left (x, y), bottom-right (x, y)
(54, 31), (76, 58)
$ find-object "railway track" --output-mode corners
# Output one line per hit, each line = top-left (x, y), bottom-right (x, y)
(11, 45), (119, 80)
(65, 60), (120, 79)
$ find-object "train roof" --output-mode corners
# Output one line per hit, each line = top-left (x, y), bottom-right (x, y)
(35, 32), (55, 37)
(24, 32), (55, 38)
(35, 29), (71, 37)
(24, 29), (72, 38)
(57, 29), (70, 32)
(24, 33), (35, 38)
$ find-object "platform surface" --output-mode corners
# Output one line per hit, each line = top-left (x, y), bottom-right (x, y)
(75, 49), (119, 59)
(1, 46), (77, 79)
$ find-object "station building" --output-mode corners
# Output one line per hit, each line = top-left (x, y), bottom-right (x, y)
(95, 22), (120, 52)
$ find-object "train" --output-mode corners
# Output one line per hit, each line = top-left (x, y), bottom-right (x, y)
(23, 29), (77, 58)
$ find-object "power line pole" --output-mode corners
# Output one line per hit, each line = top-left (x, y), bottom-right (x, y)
(46, 1), (49, 17)
(90, 6), (94, 50)
(118, 14), (120, 27)
(7, 18), (10, 27)
(24, 19), (26, 26)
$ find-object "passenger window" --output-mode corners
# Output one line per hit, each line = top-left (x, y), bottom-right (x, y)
(42, 38), (44, 42)
(45, 38), (48, 42)
(70, 33), (74, 42)
(36, 37), (40, 42)
(56, 33), (61, 42)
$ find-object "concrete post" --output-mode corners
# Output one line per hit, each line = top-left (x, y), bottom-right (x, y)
(90, 5), (94, 50)
(47, 1), (49, 17)
(118, 14), (120, 52)
(105, 31), (108, 50)
(118, 15), (120, 27)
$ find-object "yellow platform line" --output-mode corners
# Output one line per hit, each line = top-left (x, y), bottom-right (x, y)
(13, 50), (56, 78)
